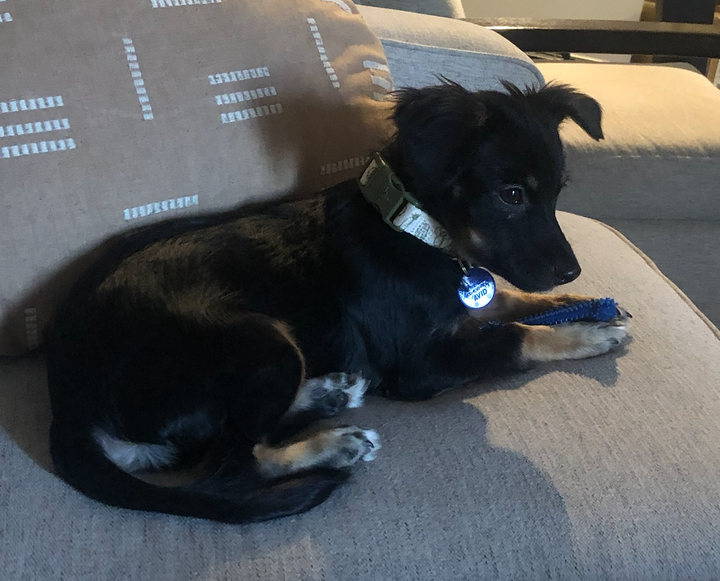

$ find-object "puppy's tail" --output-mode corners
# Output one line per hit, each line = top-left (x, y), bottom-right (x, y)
(49, 421), (349, 523)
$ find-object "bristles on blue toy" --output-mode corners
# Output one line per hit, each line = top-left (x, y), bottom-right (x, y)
(519, 297), (619, 326)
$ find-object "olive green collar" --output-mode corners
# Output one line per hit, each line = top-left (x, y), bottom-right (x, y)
(358, 153), (452, 251)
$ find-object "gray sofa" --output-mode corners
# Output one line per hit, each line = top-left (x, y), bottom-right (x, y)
(2, 1), (720, 580)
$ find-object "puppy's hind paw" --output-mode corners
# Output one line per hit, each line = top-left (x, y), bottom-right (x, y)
(318, 373), (369, 409)
(329, 427), (381, 467)
(290, 373), (370, 418)
(253, 427), (381, 478)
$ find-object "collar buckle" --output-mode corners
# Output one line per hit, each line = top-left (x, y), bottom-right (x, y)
(358, 153), (421, 231)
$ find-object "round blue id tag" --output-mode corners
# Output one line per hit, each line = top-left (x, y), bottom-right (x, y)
(458, 267), (496, 309)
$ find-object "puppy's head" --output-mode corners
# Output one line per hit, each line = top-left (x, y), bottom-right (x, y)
(390, 80), (602, 292)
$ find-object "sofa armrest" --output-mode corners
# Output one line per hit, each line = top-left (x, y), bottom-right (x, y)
(466, 18), (720, 58)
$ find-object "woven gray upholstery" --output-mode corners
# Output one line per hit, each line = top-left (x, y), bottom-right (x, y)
(359, 5), (543, 90)
(2, 213), (720, 581)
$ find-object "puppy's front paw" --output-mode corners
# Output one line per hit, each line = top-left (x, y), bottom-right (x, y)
(612, 305), (632, 325)
(519, 314), (630, 364)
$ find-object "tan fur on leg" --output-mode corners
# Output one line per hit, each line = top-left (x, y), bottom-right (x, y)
(470, 289), (592, 322)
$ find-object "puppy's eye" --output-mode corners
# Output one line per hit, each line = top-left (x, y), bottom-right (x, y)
(499, 186), (525, 205)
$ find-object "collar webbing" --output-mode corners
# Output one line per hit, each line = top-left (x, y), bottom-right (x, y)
(358, 153), (452, 251)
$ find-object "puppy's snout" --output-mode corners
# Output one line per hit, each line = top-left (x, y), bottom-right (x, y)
(553, 262), (581, 285)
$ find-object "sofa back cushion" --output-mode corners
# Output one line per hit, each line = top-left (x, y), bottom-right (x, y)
(0, 0), (393, 355)
(357, 6), (544, 92)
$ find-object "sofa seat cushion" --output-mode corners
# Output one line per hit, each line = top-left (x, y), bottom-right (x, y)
(606, 219), (720, 328)
(2, 212), (720, 580)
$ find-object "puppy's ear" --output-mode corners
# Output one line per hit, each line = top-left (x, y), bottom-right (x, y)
(392, 81), (487, 187)
(518, 82), (604, 141)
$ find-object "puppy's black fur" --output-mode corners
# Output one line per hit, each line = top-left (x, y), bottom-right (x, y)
(47, 82), (606, 523)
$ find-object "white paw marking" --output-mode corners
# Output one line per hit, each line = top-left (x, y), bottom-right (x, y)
(291, 372), (370, 413)
(565, 312), (631, 358)
(94, 428), (176, 472)
(582, 323), (627, 355)
(343, 375), (370, 408)
(327, 427), (381, 467)
(360, 429), (381, 461)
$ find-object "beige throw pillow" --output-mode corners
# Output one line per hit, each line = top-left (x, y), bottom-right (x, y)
(0, 0), (394, 355)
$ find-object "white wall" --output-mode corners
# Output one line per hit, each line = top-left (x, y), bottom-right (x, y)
(462, 0), (644, 21)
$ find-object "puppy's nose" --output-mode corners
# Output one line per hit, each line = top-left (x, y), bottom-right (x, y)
(554, 264), (581, 285)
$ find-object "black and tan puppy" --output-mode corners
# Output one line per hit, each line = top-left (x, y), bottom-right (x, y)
(47, 81), (629, 523)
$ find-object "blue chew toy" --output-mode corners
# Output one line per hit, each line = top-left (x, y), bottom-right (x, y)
(456, 266), (619, 325)
(519, 298), (618, 326)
